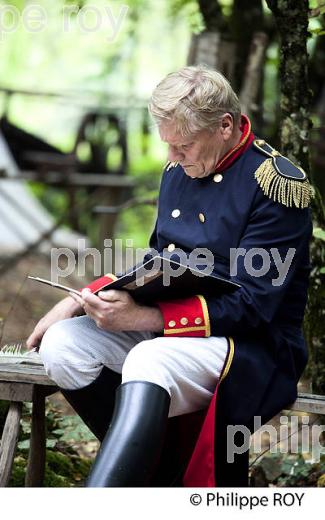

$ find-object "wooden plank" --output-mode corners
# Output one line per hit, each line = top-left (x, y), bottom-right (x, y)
(0, 401), (23, 487)
(0, 364), (55, 385)
(25, 388), (46, 487)
(0, 379), (57, 401)
(22, 151), (76, 168)
(1, 170), (136, 187)
(97, 186), (123, 263)
(298, 392), (325, 401)
(0, 382), (34, 402)
(289, 399), (325, 414)
(288, 393), (325, 414)
(0, 363), (47, 375)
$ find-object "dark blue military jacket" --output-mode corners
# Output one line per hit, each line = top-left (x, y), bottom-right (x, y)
(149, 140), (312, 486)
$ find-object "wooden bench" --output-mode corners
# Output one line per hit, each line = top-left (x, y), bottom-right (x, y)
(0, 363), (57, 487)
(288, 392), (325, 415)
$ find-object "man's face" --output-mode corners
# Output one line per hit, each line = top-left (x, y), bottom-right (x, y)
(159, 120), (230, 179)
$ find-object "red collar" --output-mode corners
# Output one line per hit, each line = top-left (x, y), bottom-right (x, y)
(214, 115), (254, 173)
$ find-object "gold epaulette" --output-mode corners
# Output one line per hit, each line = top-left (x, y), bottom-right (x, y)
(253, 139), (312, 209)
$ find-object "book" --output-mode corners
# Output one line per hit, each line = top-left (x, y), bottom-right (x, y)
(0, 343), (43, 365)
(27, 277), (82, 296)
(28, 254), (240, 304)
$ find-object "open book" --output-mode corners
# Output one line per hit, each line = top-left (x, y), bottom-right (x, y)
(28, 254), (240, 304)
(0, 344), (43, 365)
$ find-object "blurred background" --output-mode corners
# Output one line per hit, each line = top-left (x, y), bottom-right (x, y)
(0, 0), (324, 487)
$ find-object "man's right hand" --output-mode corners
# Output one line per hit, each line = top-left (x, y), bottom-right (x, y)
(26, 296), (83, 350)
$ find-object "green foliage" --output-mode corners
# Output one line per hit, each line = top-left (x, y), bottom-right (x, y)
(51, 414), (96, 443)
(9, 450), (92, 487)
(45, 402), (96, 443)
(309, 28), (325, 36)
(313, 227), (325, 242)
(252, 452), (325, 487)
(8, 402), (95, 487)
(168, 0), (204, 33)
(46, 449), (74, 476)
(118, 153), (162, 247)
(17, 438), (57, 450)
(318, 473), (325, 486)
(2, 0), (25, 11)
(28, 183), (70, 226)
(42, 463), (70, 487)
(63, 0), (86, 8)
(9, 457), (28, 487)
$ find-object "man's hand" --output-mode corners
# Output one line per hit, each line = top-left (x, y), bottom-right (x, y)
(70, 289), (164, 333)
(26, 296), (83, 350)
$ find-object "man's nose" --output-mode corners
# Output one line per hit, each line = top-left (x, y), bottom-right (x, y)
(168, 147), (184, 162)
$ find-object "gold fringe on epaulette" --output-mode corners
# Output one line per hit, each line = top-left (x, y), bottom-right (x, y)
(254, 158), (312, 209)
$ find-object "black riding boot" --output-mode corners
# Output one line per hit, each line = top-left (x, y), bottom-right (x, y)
(86, 381), (171, 487)
(60, 366), (122, 442)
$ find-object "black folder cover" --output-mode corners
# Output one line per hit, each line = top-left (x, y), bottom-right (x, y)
(29, 255), (241, 304)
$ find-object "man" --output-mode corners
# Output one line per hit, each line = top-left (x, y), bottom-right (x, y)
(27, 66), (312, 487)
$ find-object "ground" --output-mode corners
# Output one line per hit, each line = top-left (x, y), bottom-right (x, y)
(0, 253), (84, 349)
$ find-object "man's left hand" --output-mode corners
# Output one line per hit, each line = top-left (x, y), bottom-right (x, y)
(70, 289), (164, 332)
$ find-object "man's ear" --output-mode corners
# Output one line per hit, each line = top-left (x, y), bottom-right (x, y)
(220, 113), (234, 140)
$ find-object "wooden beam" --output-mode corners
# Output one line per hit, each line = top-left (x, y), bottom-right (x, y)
(0, 401), (22, 487)
(25, 387), (46, 487)
(0, 382), (34, 401)
(0, 170), (136, 188)
(0, 365), (56, 386)
(288, 393), (325, 415)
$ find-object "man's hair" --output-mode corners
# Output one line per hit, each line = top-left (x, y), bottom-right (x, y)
(148, 65), (241, 136)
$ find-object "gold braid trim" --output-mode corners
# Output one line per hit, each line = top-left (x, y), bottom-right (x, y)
(165, 161), (179, 171)
(254, 158), (312, 209)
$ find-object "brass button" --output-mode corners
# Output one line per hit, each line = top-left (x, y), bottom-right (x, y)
(199, 213), (205, 223)
(171, 209), (181, 218)
(194, 317), (202, 325)
(180, 317), (188, 325)
(255, 139), (265, 146)
(168, 320), (176, 328)
(213, 174), (223, 183)
(167, 243), (175, 252)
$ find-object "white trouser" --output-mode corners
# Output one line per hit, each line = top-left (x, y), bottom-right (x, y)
(40, 315), (228, 418)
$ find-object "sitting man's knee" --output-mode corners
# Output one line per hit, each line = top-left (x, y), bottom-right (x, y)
(40, 320), (74, 365)
(39, 319), (83, 389)
(122, 340), (169, 386)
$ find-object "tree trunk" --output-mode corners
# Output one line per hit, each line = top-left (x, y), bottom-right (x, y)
(239, 31), (268, 132)
(309, 15), (325, 200)
(267, 0), (325, 394)
(266, 0), (311, 170)
(197, 0), (225, 32)
(189, 0), (266, 130)
(230, 0), (264, 92)
(187, 1), (236, 78)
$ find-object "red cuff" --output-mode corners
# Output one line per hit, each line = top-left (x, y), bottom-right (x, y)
(157, 295), (211, 337)
(83, 273), (117, 294)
